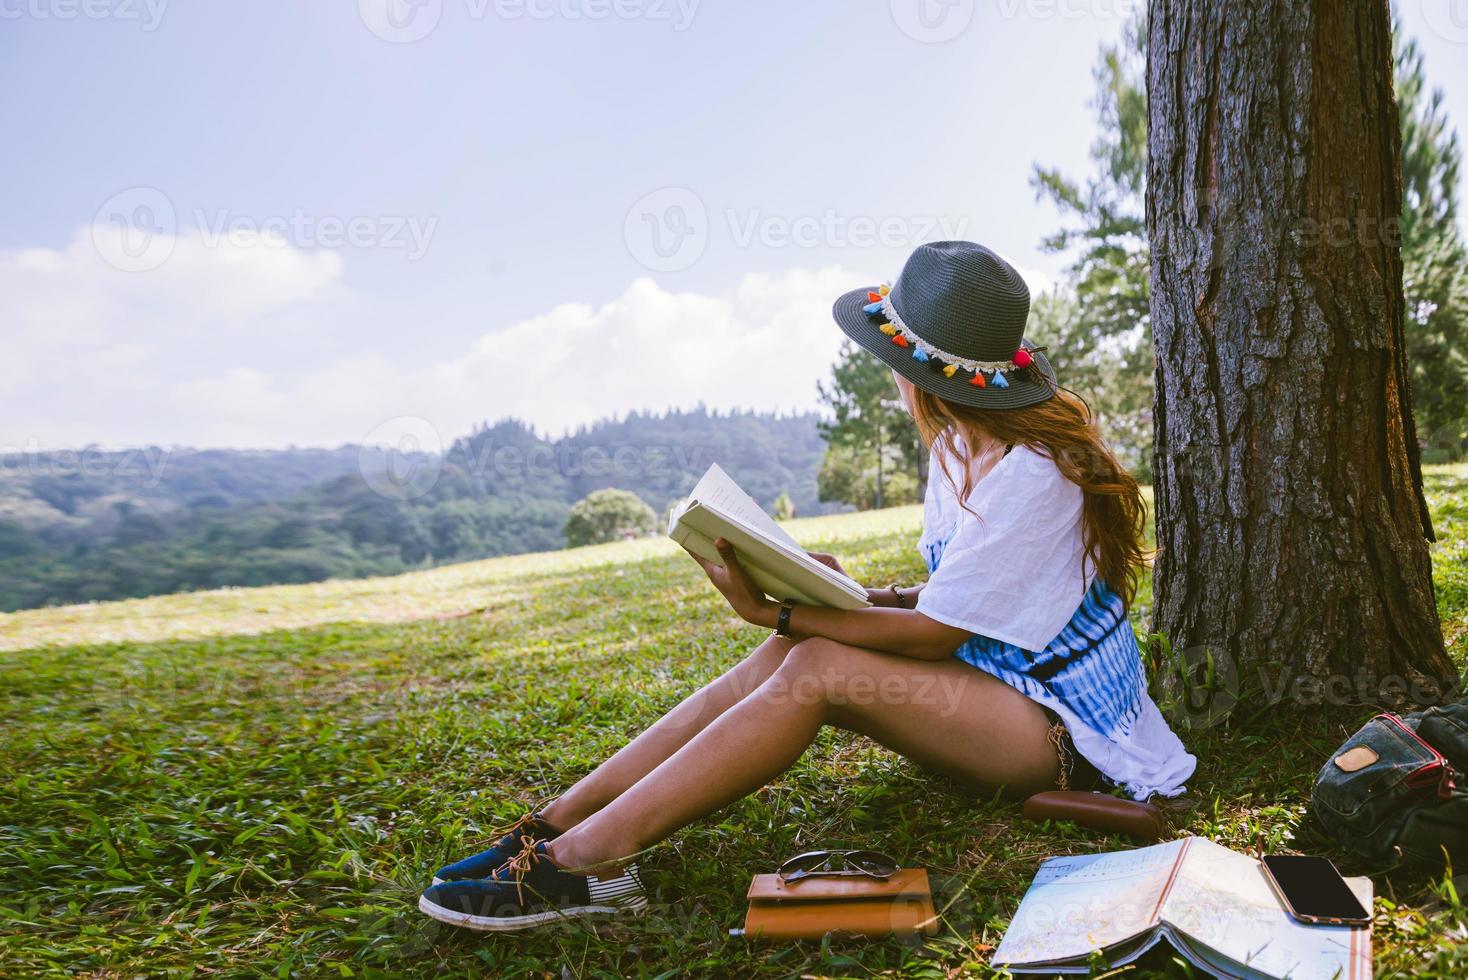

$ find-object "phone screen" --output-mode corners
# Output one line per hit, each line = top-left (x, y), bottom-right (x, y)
(1262, 855), (1369, 921)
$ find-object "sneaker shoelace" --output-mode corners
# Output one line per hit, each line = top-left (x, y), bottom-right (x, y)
(488, 811), (540, 841)
(495, 833), (545, 906)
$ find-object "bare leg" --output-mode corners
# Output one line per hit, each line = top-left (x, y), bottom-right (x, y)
(546, 637), (1059, 870)
(538, 634), (796, 831)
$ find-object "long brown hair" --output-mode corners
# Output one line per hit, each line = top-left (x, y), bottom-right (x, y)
(908, 383), (1152, 607)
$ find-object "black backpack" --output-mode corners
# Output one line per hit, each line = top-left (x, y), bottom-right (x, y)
(1310, 699), (1468, 872)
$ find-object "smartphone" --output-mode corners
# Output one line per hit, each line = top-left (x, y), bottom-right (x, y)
(1260, 855), (1371, 926)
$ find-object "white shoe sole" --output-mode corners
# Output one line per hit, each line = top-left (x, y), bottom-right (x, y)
(418, 893), (648, 932)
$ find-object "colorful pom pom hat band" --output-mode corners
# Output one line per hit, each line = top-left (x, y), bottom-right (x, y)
(831, 240), (1058, 410)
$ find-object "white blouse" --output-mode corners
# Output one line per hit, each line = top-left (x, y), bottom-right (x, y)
(916, 443), (1092, 651)
(913, 439), (1196, 798)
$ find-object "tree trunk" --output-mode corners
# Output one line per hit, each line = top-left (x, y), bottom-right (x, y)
(1146, 0), (1457, 710)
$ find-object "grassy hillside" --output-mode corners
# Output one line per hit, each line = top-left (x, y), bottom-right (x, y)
(1, 467), (1465, 977)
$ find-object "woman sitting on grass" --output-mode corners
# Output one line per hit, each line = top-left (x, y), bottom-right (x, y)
(419, 240), (1196, 932)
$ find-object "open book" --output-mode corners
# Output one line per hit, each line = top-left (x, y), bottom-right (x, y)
(994, 837), (1372, 980)
(668, 464), (871, 610)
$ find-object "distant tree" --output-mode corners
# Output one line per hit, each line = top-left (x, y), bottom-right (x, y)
(427, 503), (480, 559)
(1398, 30), (1468, 456)
(110, 504), (169, 547)
(0, 520), (38, 559)
(816, 342), (922, 509)
(1030, 14), (1154, 478)
(772, 491), (796, 521)
(817, 444), (919, 512)
(564, 489), (657, 547)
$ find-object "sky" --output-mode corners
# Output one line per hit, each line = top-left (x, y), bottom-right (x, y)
(3, 0), (1466, 452)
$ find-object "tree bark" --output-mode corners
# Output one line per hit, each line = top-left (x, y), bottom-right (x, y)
(1146, 0), (1457, 710)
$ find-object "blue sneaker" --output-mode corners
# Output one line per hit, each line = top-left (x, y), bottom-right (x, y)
(432, 812), (562, 885)
(418, 841), (647, 932)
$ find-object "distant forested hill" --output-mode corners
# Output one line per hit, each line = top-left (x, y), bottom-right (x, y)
(0, 409), (836, 611)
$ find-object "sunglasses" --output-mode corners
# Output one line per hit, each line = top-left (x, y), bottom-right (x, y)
(777, 849), (899, 884)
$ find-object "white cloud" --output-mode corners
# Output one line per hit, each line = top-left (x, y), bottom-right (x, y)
(1011, 262), (1058, 297)
(185, 267), (865, 448)
(2, 226), (346, 448)
(3, 226), (867, 449)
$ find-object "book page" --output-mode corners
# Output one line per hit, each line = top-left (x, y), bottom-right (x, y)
(993, 840), (1186, 967)
(674, 503), (867, 606)
(1161, 838), (1372, 980)
(686, 464), (804, 553)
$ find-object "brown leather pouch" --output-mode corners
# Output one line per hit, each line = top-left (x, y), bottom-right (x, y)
(1022, 790), (1169, 842)
(742, 868), (938, 941)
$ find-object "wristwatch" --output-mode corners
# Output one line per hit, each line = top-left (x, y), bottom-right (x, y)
(774, 600), (796, 637)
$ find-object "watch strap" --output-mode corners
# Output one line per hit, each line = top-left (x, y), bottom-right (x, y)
(775, 601), (795, 637)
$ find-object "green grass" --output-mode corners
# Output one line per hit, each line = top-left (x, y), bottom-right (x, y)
(2, 467), (1466, 977)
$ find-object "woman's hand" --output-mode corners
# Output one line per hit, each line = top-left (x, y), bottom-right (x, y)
(807, 552), (848, 577)
(685, 538), (776, 628)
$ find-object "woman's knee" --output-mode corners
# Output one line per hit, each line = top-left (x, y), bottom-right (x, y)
(744, 634), (798, 673)
(767, 638), (866, 714)
(781, 636), (850, 675)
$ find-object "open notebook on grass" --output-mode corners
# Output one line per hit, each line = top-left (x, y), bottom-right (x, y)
(994, 836), (1372, 980)
(668, 464), (870, 610)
